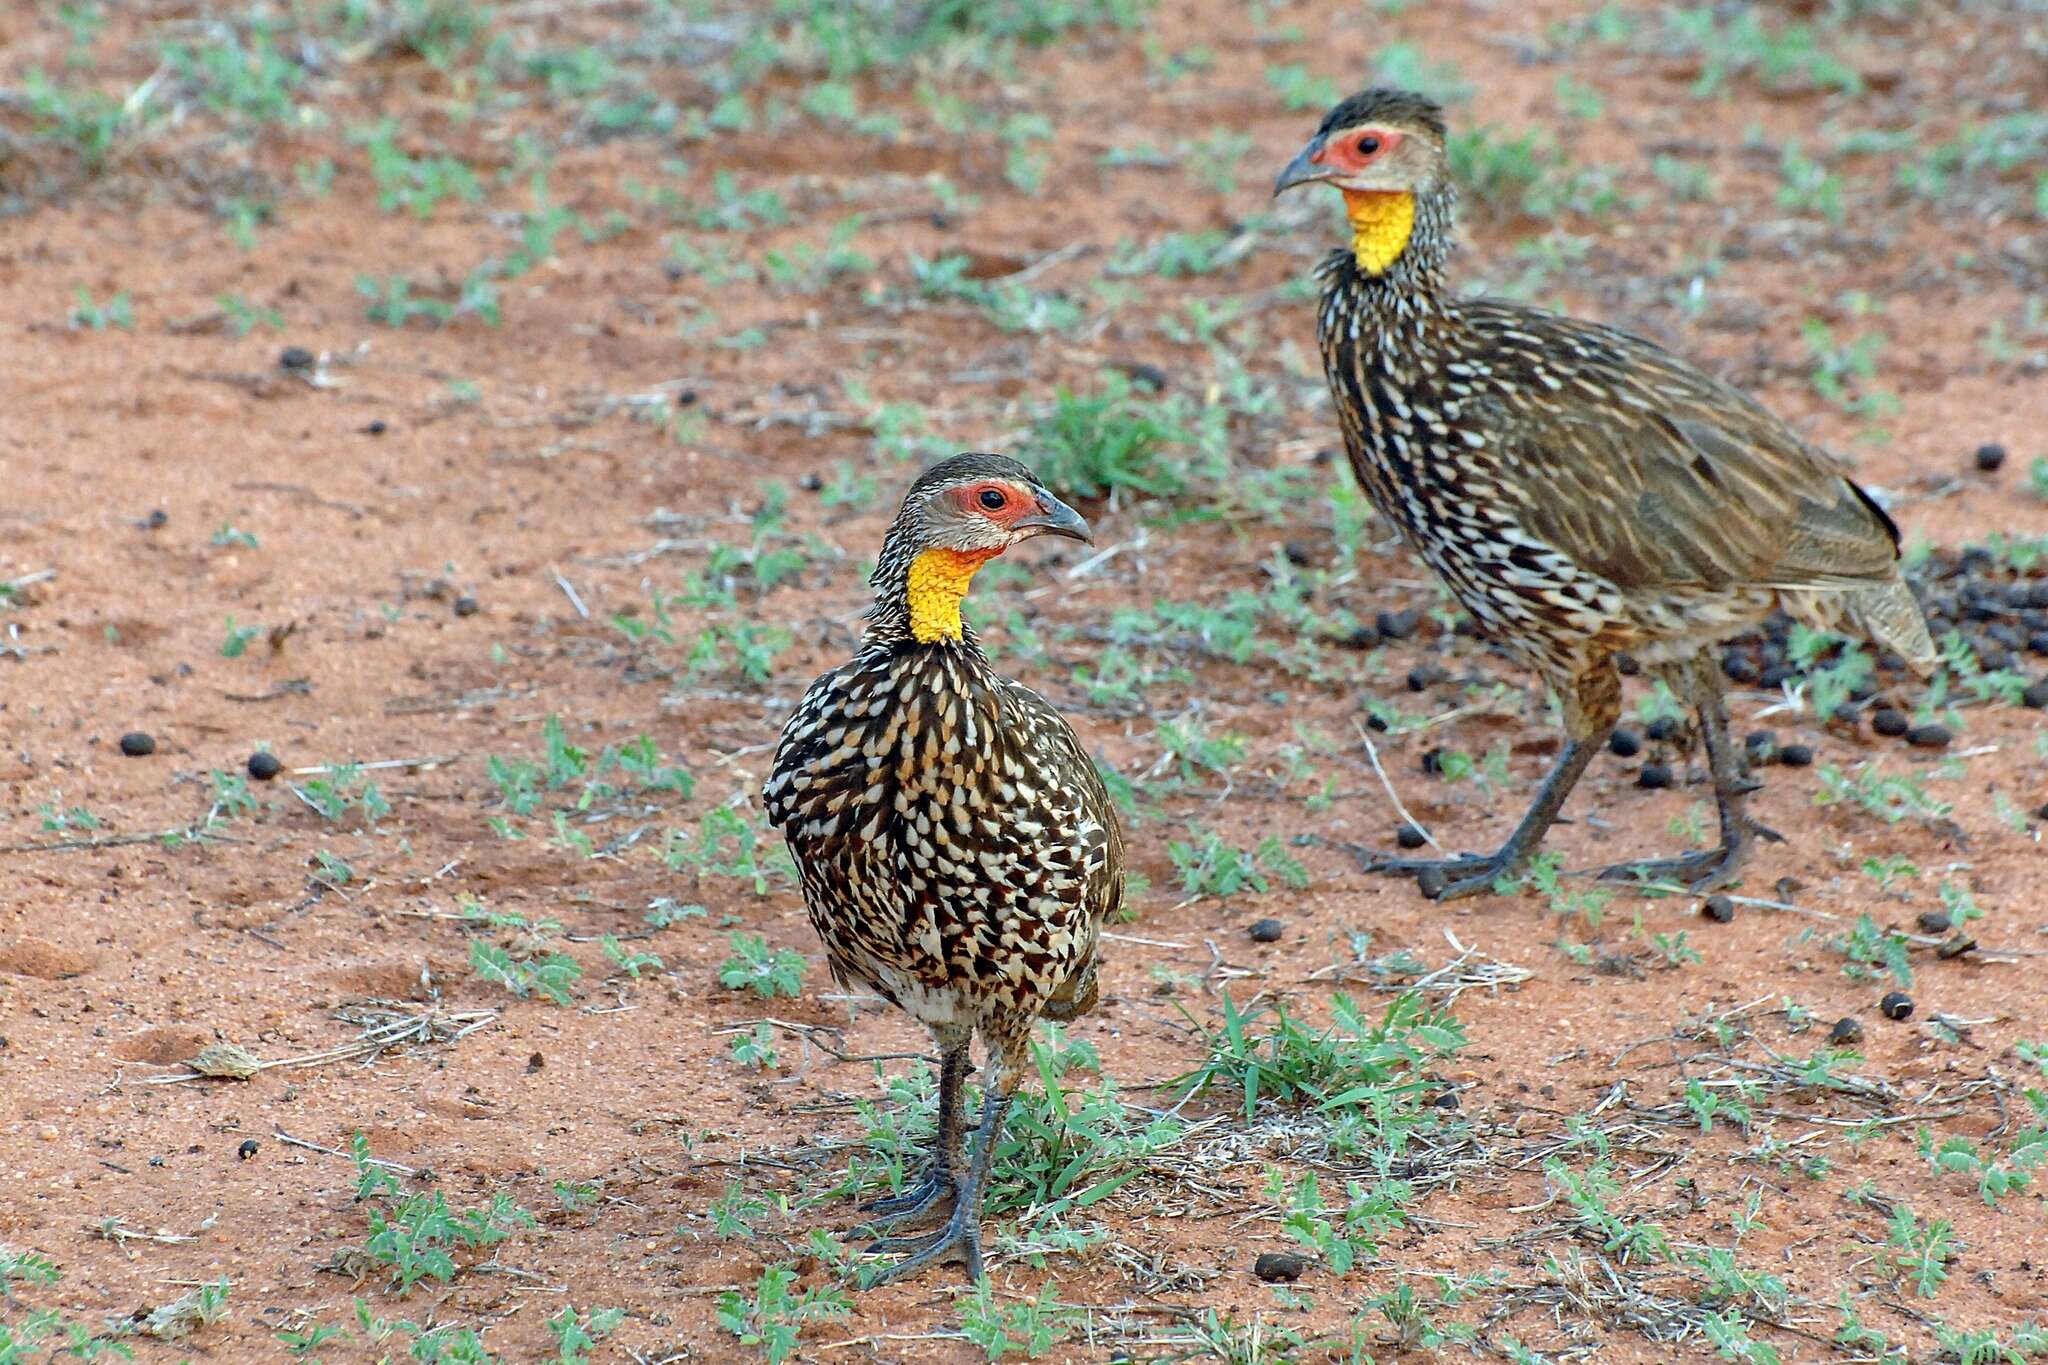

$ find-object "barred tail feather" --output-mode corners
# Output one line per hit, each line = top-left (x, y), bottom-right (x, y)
(1853, 579), (1937, 676)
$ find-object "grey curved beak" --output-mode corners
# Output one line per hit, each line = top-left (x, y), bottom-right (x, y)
(1014, 490), (1092, 544)
(1273, 140), (1330, 197)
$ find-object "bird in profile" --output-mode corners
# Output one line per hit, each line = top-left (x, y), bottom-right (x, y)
(1275, 88), (1934, 901)
(762, 453), (1121, 1282)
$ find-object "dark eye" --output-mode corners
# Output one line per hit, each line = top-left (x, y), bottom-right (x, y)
(1357, 135), (1381, 156)
(978, 487), (1007, 510)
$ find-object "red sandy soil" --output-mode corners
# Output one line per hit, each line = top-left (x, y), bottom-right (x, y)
(1, 1), (2045, 1360)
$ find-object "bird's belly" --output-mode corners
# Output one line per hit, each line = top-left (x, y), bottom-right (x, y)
(790, 786), (1095, 1019)
(868, 968), (972, 1028)
(1339, 418), (1717, 660)
(1620, 587), (1783, 665)
(1363, 463), (1628, 656)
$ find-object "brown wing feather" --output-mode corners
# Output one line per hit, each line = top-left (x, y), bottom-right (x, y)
(1463, 301), (1901, 594)
(998, 678), (1122, 1019)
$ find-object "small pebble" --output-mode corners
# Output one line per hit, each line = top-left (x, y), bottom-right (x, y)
(1905, 723), (1952, 749)
(1721, 651), (1759, 684)
(1395, 824), (1428, 850)
(144, 508), (168, 530)
(1607, 728), (1642, 758)
(1282, 540), (1313, 568)
(247, 751), (282, 781)
(1974, 442), (2007, 473)
(1701, 894), (1735, 923)
(1828, 1017), (1864, 1045)
(1415, 866), (1451, 900)
(1637, 762), (1674, 790)
(1117, 361), (1170, 391)
(1880, 991), (1914, 1021)
(1871, 708), (1909, 737)
(1778, 743), (1814, 767)
(1376, 608), (1419, 641)
(1645, 716), (1681, 743)
(798, 472), (823, 492)
(278, 346), (316, 371)
(2022, 680), (2048, 709)
(1432, 1090), (1461, 1110)
(452, 595), (480, 617)
(237, 1138), (260, 1160)
(362, 419), (389, 436)
(1253, 1251), (1308, 1283)
(1406, 663), (1448, 692)
(1247, 918), (1285, 944)
(1916, 910), (1951, 934)
(1744, 730), (1776, 760)
(118, 731), (156, 757)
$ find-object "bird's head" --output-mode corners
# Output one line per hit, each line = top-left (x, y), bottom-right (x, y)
(874, 453), (1091, 644)
(1273, 87), (1451, 276)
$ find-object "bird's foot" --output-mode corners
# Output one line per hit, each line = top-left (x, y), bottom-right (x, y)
(1595, 842), (1750, 894)
(857, 1168), (952, 1233)
(857, 1200), (983, 1285)
(1364, 851), (1525, 902)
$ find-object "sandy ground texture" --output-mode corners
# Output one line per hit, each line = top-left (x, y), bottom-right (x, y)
(2, 0), (2047, 1361)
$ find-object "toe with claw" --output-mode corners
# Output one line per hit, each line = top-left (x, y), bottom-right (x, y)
(857, 1168), (952, 1233)
(860, 1200), (985, 1285)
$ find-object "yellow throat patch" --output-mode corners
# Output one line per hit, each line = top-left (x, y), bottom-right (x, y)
(1342, 189), (1415, 275)
(907, 547), (1000, 643)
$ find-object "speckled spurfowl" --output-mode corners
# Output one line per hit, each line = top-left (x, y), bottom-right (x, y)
(1275, 88), (1934, 901)
(761, 453), (1121, 1282)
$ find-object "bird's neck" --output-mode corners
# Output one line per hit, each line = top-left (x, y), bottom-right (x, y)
(1330, 185), (1455, 323)
(1343, 190), (1416, 276)
(905, 548), (999, 643)
(868, 544), (1000, 646)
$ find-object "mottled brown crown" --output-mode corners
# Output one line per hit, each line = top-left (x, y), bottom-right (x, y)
(1316, 87), (1447, 142)
(904, 452), (1035, 501)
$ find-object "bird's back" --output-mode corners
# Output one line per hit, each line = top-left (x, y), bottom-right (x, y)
(1317, 258), (1934, 669)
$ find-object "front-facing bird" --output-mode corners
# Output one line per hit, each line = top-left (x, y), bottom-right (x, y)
(762, 453), (1121, 1282)
(1276, 89), (1934, 900)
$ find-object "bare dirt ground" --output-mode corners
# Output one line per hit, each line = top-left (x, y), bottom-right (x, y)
(2, 1), (2046, 1361)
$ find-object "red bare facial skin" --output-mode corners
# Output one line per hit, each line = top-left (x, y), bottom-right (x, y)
(953, 480), (1036, 527)
(1314, 127), (1403, 176)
